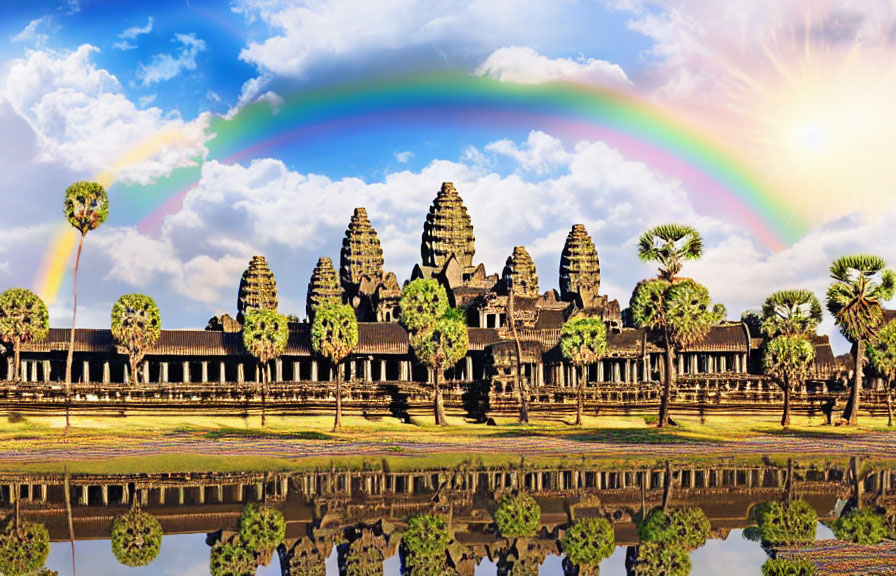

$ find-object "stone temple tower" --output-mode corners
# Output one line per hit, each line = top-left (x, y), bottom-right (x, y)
(559, 224), (601, 307)
(340, 207), (385, 293)
(501, 246), (539, 297)
(237, 255), (278, 324)
(420, 182), (476, 270)
(306, 257), (342, 320)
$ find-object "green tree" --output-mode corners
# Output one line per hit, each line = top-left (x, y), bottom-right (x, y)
(763, 336), (815, 428)
(494, 493), (541, 538)
(761, 558), (817, 576)
(637, 507), (710, 551)
(637, 223), (703, 282)
(238, 503), (286, 560)
(559, 317), (608, 426)
(210, 535), (256, 576)
(242, 309), (289, 426)
(760, 289), (822, 428)
(311, 302), (359, 432)
(64, 181), (109, 420)
(399, 279), (468, 426)
(830, 507), (887, 544)
(110, 506), (163, 567)
(401, 513), (451, 576)
(826, 255), (896, 425)
(757, 500), (817, 546)
(867, 321), (896, 425)
(110, 294), (161, 385)
(628, 542), (690, 576)
(0, 288), (49, 382)
(630, 278), (723, 427)
(560, 517), (615, 572)
(0, 514), (50, 576)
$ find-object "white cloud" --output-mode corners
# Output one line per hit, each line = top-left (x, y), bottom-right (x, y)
(232, 0), (572, 77)
(137, 33), (207, 85)
(394, 151), (414, 163)
(10, 17), (55, 47)
(114, 16), (153, 50)
(1, 44), (211, 185)
(475, 46), (631, 86)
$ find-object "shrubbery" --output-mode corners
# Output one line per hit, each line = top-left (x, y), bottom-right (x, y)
(494, 493), (541, 538)
(830, 508), (887, 545)
(757, 500), (817, 546)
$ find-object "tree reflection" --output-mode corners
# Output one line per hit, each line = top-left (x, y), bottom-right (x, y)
(0, 483), (51, 576)
(209, 503), (286, 576)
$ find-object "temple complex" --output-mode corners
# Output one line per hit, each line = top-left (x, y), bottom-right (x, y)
(2, 181), (848, 415)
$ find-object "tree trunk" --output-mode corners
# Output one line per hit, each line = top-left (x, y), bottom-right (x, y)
(65, 232), (85, 432)
(575, 364), (585, 426)
(130, 355), (139, 386)
(13, 337), (20, 383)
(333, 362), (343, 432)
(261, 361), (267, 428)
(661, 460), (672, 512)
(843, 340), (864, 425)
(658, 329), (675, 428)
(508, 288), (529, 424)
(14, 483), (20, 535)
(887, 386), (894, 427)
(433, 368), (448, 426)
(781, 378), (792, 428)
(65, 471), (76, 576)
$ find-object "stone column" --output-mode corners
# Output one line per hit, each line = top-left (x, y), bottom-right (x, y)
(311, 360), (318, 382)
(160, 362), (169, 383)
(144, 361), (151, 384)
(690, 355), (698, 374)
(31, 361), (38, 382)
(742, 353), (748, 373)
(380, 360), (387, 382)
(720, 355), (727, 372)
(5, 357), (12, 380)
(183, 361), (191, 383)
(219, 361), (226, 383)
(237, 363), (244, 384)
(123, 365), (129, 385)
(275, 359), (282, 382)
(202, 361), (209, 383)
(537, 362), (544, 387)
(678, 354), (685, 374)
(101, 485), (108, 505)
(465, 356), (473, 382)
(613, 361), (621, 383)
(254, 365), (260, 383)
(364, 358), (372, 382)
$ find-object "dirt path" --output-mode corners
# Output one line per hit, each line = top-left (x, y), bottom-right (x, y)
(4, 430), (896, 465)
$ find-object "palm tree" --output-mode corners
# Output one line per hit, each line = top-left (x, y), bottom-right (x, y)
(760, 290), (822, 427)
(242, 309), (289, 427)
(867, 321), (896, 425)
(630, 279), (723, 427)
(399, 279), (469, 426)
(311, 302), (359, 432)
(110, 294), (162, 386)
(559, 316), (608, 426)
(63, 181), (109, 429)
(0, 288), (49, 382)
(110, 505), (163, 567)
(826, 255), (896, 425)
(637, 223), (702, 281)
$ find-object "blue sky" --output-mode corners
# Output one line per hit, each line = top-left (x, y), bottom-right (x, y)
(1, 1), (896, 353)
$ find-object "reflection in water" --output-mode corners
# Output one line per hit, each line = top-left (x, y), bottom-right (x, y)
(4, 457), (896, 574)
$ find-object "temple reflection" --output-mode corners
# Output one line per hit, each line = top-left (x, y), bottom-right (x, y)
(2, 458), (895, 574)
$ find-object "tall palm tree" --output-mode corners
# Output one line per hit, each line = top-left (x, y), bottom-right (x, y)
(826, 255), (895, 425)
(560, 316), (608, 426)
(63, 181), (109, 429)
(760, 289), (823, 427)
(311, 302), (359, 432)
(631, 279), (723, 427)
(242, 309), (289, 427)
(637, 224), (703, 282)
(0, 288), (49, 382)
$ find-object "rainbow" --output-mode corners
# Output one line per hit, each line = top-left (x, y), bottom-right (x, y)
(34, 72), (804, 304)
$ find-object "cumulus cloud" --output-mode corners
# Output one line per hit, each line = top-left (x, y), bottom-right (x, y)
(476, 46), (631, 86)
(114, 16), (153, 50)
(232, 0), (575, 77)
(1, 44), (211, 185)
(137, 33), (207, 85)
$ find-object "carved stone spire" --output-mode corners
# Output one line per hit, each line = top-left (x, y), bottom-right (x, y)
(307, 257), (342, 320)
(237, 255), (278, 324)
(421, 182), (476, 269)
(559, 224), (601, 305)
(502, 246), (539, 297)
(340, 207), (384, 291)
